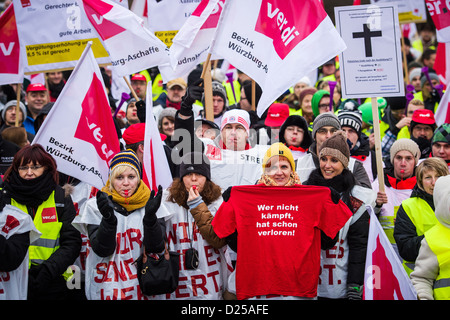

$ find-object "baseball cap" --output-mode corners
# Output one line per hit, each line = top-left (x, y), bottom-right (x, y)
(131, 74), (147, 82)
(264, 103), (289, 127)
(26, 83), (47, 93)
(167, 78), (187, 90)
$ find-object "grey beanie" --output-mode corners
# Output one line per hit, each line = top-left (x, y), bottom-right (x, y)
(421, 72), (440, 88)
(2, 100), (26, 121)
(312, 112), (341, 139)
(390, 138), (421, 165)
(158, 107), (177, 130)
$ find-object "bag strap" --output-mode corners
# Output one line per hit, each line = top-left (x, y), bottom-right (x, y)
(142, 242), (170, 263)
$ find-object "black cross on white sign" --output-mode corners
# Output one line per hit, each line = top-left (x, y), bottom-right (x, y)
(352, 23), (382, 57)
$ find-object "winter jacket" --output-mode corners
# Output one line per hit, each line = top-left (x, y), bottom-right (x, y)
(411, 175), (450, 300)
(394, 185), (435, 263)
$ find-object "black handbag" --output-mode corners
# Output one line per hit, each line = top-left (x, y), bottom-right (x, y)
(134, 243), (180, 296)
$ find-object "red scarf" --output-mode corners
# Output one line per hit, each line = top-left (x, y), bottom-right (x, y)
(386, 174), (417, 190)
(166, 99), (181, 110)
(288, 145), (308, 153)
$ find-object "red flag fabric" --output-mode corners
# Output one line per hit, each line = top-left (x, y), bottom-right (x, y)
(364, 206), (417, 300)
(0, 3), (23, 85)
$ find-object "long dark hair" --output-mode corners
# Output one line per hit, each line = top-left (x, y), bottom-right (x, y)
(167, 178), (222, 209)
(3, 144), (59, 184)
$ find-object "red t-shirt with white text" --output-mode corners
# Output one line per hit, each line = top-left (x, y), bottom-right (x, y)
(212, 185), (352, 300)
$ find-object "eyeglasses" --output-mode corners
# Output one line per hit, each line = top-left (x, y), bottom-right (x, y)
(316, 128), (337, 135)
(318, 103), (330, 109)
(18, 165), (43, 171)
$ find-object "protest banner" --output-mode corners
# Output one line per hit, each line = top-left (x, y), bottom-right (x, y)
(209, 0), (346, 117)
(12, 0), (110, 74)
(370, 0), (427, 24)
(32, 42), (120, 190)
(147, 0), (201, 48)
(335, 3), (405, 192)
(364, 206), (417, 300)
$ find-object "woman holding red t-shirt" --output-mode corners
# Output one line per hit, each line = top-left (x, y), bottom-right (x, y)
(212, 142), (353, 300)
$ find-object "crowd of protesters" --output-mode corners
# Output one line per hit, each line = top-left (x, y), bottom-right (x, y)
(1, 10), (450, 300)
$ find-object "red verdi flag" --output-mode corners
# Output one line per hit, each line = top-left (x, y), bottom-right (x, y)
(32, 42), (120, 189)
(0, 3), (23, 85)
(364, 206), (417, 300)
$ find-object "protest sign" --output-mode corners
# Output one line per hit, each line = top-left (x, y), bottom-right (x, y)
(13, 0), (110, 74)
(335, 4), (405, 99)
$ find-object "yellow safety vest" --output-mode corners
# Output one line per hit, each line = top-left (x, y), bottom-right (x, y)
(223, 80), (241, 105)
(401, 197), (438, 276)
(425, 222), (450, 300)
(11, 191), (61, 266)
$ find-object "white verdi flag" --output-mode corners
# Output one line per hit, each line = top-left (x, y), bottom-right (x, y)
(364, 206), (417, 300)
(33, 42), (120, 190)
(168, 0), (224, 78)
(210, 0), (346, 116)
(142, 82), (173, 191)
(82, 0), (170, 77)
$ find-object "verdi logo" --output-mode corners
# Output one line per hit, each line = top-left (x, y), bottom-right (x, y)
(41, 207), (58, 223)
(254, 0), (326, 59)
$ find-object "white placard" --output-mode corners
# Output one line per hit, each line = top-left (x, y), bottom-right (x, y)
(335, 4), (405, 99)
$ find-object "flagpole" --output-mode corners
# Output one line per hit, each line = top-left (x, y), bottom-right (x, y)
(371, 97), (385, 193)
(201, 54), (214, 122)
(123, 76), (140, 101)
(251, 80), (256, 111)
(15, 83), (21, 127)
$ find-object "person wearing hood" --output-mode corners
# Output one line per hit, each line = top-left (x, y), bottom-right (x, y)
(311, 90), (331, 119)
(409, 109), (436, 159)
(338, 108), (377, 183)
(380, 96), (408, 159)
(0, 99), (35, 143)
(373, 139), (421, 253)
(305, 131), (376, 300)
(394, 157), (449, 276)
(279, 115), (312, 161)
(411, 174), (450, 300)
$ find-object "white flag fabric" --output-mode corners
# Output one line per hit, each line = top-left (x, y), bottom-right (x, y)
(210, 0), (346, 116)
(0, 4), (23, 86)
(82, 0), (170, 77)
(142, 82), (173, 191)
(363, 206), (417, 300)
(434, 83), (450, 126)
(33, 42), (120, 190)
(168, 0), (224, 78)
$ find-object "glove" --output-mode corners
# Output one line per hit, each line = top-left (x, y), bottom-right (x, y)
(135, 99), (146, 123)
(347, 283), (363, 300)
(180, 78), (204, 116)
(96, 191), (115, 220)
(430, 88), (441, 103)
(222, 187), (232, 202)
(144, 185), (163, 223)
